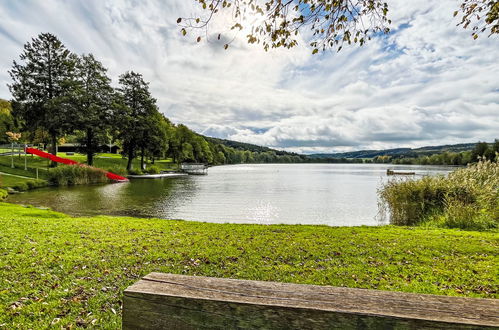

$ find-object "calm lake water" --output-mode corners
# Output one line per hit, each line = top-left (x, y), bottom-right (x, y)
(7, 164), (455, 226)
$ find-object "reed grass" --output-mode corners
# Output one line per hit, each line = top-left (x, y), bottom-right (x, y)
(47, 165), (109, 186)
(379, 159), (498, 230)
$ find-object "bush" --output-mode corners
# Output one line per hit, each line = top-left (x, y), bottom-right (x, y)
(379, 159), (498, 230)
(26, 179), (48, 190)
(106, 166), (127, 176)
(144, 165), (160, 174)
(12, 182), (29, 192)
(127, 168), (143, 175)
(47, 165), (109, 186)
(0, 189), (8, 200)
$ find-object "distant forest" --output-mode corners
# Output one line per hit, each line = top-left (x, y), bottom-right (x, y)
(308, 141), (499, 165)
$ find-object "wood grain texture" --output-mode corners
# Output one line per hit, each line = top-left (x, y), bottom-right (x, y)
(123, 273), (499, 329)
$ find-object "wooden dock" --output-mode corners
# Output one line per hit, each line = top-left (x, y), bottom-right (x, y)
(181, 163), (208, 175)
(123, 273), (499, 329)
(387, 169), (416, 176)
(127, 173), (188, 179)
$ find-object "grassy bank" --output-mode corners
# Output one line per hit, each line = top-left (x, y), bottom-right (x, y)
(0, 153), (177, 175)
(0, 173), (47, 193)
(0, 152), (177, 192)
(0, 203), (497, 328)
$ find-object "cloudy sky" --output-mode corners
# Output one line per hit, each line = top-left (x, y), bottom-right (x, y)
(0, 0), (497, 154)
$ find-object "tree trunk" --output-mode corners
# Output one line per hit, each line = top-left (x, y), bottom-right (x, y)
(127, 147), (134, 171)
(50, 132), (58, 167)
(87, 128), (93, 166)
(140, 146), (145, 170)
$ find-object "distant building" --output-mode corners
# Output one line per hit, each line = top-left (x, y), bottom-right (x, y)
(57, 143), (121, 154)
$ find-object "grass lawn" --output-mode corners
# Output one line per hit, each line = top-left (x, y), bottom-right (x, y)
(0, 174), (35, 188)
(0, 202), (497, 328)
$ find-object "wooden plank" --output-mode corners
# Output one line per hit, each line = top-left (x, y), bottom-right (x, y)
(123, 273), (499, 329)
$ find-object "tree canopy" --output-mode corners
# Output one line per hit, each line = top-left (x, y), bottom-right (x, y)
(179, 0), (498, 53)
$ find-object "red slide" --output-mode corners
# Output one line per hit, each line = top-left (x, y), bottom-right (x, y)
(26, 147), (129, 182)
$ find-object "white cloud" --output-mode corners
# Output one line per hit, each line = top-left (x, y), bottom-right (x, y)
(0, 0), (497, 154)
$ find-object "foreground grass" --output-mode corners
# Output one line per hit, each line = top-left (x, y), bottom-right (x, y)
(0, 203), (498, 328)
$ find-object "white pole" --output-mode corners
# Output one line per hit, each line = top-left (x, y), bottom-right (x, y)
(11, 142), (14, 168)
(36, 168), (39, 180)
(24, 145), (27, 170)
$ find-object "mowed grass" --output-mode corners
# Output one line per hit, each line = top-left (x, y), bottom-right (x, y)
(0, 203), (497, 328)
(0, 174), (34, 188)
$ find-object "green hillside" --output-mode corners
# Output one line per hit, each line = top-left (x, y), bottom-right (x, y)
(309, 143), (483, 159)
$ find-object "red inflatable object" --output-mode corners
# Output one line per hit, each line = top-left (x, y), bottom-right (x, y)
(25, 147), (129, 182)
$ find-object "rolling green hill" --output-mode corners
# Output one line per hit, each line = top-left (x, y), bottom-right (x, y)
(308, 143), (482, 159)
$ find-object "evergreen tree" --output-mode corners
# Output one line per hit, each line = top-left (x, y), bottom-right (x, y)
(115, 71), (158, 171)
(9, 33), (75, 165)
(71, 54), (114, 166)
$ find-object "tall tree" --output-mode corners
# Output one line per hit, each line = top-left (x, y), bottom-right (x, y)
(142, 114), (174, 164)
(471, 141), (491, 161)
(9, 33), (75, 165)
(115, 71), (158, 171)
(137, 110), (168, 170)
(71, 54), (114, 166)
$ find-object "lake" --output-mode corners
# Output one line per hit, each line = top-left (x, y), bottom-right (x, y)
(7, 164), (455, 226)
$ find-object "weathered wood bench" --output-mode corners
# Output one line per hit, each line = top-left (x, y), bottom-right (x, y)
(123, 273), (498, 329)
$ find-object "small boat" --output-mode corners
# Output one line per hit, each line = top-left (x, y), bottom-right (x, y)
(386, 169), (416, 176)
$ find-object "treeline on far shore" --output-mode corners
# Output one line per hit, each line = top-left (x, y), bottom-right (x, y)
(381, 141), (499, 166)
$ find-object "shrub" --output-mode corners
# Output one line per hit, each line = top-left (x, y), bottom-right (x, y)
(12, 182), (29, 192)
(26, 179), (48, 190)
(379, 159), (498, 230)
(144, 165), (160, 174)
(0, 189), (8, 200)
(106, 167), (127, 176)
(47, 165), (109, 186)
(128, 168), (143, 175)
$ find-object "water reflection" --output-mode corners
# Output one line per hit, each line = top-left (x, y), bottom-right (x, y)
(7, 164), (455, 226)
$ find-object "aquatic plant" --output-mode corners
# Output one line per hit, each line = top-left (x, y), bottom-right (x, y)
(47, 165), (108, 186)
(379, 159), (498, 230)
